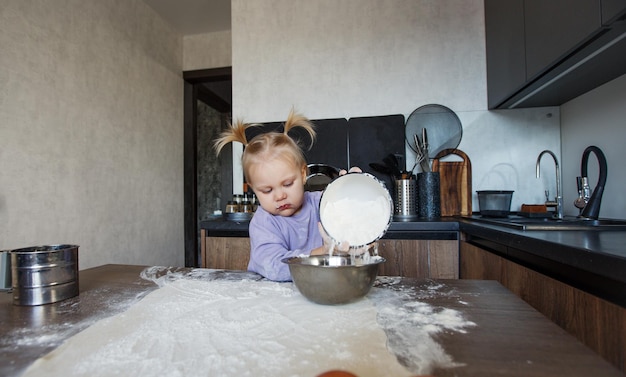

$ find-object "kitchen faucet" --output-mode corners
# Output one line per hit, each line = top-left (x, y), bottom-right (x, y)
(579, 146), (607, 220)
(536, 150), (563, 219)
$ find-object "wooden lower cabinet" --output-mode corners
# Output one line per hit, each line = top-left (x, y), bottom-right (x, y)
(377, 239), (459, 279)
(200, 230), (250, 271)
(460, 240), (625, 373)
(200, 230), (459, 280)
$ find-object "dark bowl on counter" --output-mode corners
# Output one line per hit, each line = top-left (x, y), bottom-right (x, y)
(477, 190), (514, 217)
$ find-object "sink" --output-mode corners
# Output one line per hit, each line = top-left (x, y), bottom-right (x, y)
(470, 215), (626, 231)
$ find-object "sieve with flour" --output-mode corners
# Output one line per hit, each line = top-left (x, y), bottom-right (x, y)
(319, 173), (393, 248)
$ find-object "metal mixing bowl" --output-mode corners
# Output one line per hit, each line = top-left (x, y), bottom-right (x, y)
(281, 255), (385, 305)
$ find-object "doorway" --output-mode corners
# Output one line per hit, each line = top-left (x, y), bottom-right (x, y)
(184, 67), (232, 267)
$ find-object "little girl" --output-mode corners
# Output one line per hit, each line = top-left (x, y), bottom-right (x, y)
(214, 110), (350, 281)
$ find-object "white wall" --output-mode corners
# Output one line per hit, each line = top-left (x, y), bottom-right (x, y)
(561, 74), (626, 219)
(183, 31), (232, 71)
(0, 0), (185, 268)
(231, 0), (561, 211)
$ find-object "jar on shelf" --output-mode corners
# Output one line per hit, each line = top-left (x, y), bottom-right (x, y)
(225, 201), (239, 213)
(240, 200), (253, 213)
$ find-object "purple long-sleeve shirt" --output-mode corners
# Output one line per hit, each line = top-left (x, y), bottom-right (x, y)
(247, 191), (323, 281)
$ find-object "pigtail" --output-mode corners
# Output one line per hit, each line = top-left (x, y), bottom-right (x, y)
(214, 120), (262, 155)
(282, 109), (316, 150)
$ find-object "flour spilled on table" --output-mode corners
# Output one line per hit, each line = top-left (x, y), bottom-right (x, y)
(22, 267), (476, 377)
(1, 285), (151, 352)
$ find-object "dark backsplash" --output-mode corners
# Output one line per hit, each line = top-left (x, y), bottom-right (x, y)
(247, 114), (406, 189)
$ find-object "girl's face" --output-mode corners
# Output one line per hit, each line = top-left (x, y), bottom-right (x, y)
(248, 157), (307, 217)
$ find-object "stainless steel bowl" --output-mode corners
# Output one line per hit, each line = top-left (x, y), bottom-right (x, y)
(282, 255), (385, 305)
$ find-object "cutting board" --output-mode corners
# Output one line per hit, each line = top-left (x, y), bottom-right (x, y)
(432, 149), (472, 216)
(347, 114), (406, 191)
(247, 118), (349, 169)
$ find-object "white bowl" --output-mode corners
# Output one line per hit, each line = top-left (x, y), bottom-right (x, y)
(319, 173), (393, 248)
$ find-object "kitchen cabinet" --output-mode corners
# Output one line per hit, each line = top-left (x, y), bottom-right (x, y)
(524, 0), (600, 80)
(485, 0), (626, 109)
(460, 240), (626, 372)
(200, 230), (250, 270)
(603, 0), (626, 24)
(201, 229), (459, 279)
(484, 0), (526, 109)
(377, 239), (458, 279)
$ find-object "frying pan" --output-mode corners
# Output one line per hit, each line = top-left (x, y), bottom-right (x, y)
(405, 104), (463, 158)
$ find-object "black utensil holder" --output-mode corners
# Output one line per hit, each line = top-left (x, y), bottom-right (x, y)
(417, 172), (441, 218)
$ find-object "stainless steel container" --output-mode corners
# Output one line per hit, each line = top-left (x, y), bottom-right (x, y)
(10, 244), (79, 306)
(394, 178), (417, 221)
(1, 250), (11, 290)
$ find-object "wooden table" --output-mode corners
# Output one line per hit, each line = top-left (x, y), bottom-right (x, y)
(0, 264), (622, 376)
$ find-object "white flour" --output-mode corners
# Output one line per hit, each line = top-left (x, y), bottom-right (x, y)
(22, 267), (476, 377)
(321, 196), (390, 246)
(1, 286), (150, 351)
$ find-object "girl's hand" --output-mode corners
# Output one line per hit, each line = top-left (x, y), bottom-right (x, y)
(313, 222), (349, 255)
(338, 166), (362, 175)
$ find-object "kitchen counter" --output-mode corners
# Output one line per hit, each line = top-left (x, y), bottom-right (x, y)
(1, 264), (622, 376)
(457, 217), (626, 307)
(201, 216), (626, 307)
(200, 217), (460, 239)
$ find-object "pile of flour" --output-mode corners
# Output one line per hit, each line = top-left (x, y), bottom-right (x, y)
(22, 267), (476, 377)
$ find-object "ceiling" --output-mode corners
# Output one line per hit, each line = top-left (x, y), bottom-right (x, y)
(142, 0), (231, 35)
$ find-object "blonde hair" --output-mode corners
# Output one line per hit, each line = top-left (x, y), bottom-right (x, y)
(213, 109), (316, 184)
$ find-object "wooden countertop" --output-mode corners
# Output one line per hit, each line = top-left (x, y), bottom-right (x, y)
(1, 264), (622, 376)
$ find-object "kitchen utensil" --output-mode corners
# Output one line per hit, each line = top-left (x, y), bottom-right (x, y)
(422, 128), (429, 158)
(281, 255), (385, 305)
(405, 104), (463, 158)
(10, 244), (79, 306)
(369, 162), (393, 175)
(411, 133), (430, 173)
(382, 154), (402, 179)
(319, 173), (393, 248)
(417, 171), (441, 218)
(394, 178), (417, 221)
(477, 190), (514, 217)
(432, 149), (472, 216)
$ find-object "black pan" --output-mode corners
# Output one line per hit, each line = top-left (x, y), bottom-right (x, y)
(305, 164), (340, 191)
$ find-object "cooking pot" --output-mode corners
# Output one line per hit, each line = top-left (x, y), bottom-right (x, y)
(305, 164), (340, 191)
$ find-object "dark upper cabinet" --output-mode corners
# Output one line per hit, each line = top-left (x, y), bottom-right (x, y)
(485, 0), (626, 109)
(485, 0), (526, 109)
(524, 0), (600, 80)
(602, 0), (626, 24)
